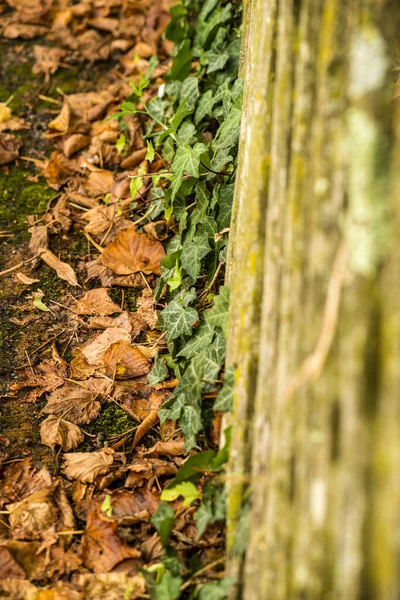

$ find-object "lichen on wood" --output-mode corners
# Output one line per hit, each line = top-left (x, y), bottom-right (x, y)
(226, 1), (400, 598)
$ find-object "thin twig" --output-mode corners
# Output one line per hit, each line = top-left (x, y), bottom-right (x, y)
(0, 254), (40, 277)
(180, 557), (225, 591)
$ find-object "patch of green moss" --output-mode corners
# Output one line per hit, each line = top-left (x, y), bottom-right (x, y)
(69, 232), (88, 257)
(0, 166), (54, 243)
(86, 403), (136, 436)
(108, 288), (138, 312)
(37, 265), (65, 300)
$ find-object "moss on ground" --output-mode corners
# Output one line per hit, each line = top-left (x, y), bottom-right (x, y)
(86, 403), (136, 436)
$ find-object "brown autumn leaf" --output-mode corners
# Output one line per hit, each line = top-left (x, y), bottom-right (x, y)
(85, 169), (114, 197)
(87, 311), (132, 332)
(7, 488), (57, 541)
(29, 223), (48, 254)
(81, 327), (131, 365)
(143, 439), (186, 458)
(78, 573), (145, 600)
(6, 0), (53, 23)
(0, 578), (38, 598)
(63, 133), (90, 158)
(32, 45), (65, 79)
(100, 489), (159, 520)
(63, 448), (114, 483)
(47, 101), (70, 135)
(81, 508), (140, 573)
(2, 23), (49, 39)
(0, 546), (27, 579)
(40, 416), (84, 451)
(40, 248), (79, 287)
(15, 272), (39, 285)
(75, 288), (122, 317)
(124, 458), (177, 489)
(42, 378), (113, 425)
(136, 289), (157, 329)
(131, 392), (165, 448)
(101, 227), (165, 276)
(102, 341), (151, 379)
(0, 134), (21, 166)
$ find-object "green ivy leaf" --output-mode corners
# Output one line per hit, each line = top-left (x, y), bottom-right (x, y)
(145, 140), (155, 162)
(205, 286), (230, 334)
(151, 502), (175, 547)
(161, 481), (200, 507)
(115, 134), (126, 154)
(197, 577), (233, 600)
(212, 106), (241, 152)
(148, 355), (168, 385)
(170, 39), (192, 81)
(100, 494), (113, 518)
(181, 230), (211, 280)
(155, 572), (183, 600)
(167, 261), (183, 291)
(178, 321), (215, 359)
(214, 365), (234, 411)
(170, 142), (207, 202)
(194, 89), (215, 124)
(130, 176), (143, 199)
(160, 298), (198, 341)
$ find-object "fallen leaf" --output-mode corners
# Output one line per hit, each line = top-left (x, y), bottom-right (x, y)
(32, 45), (65, 79)
(0, 134), (21, 166)
(81, 508), (140, 572)
(63, 448), (114, 483)
(81, 327), (131, 365)
(85, 169), (114, 197)
(63, 133), (90, 158)
(143, 439), (186, 458)
(48, 101), (70, 135)
(29, 224), (48, 254)
(7, 488), (57, 541)
(124, 458), (177, 489)
(87, 311), (132, 332)
(101, 227), (165, 276)
(78, 572), (145, 599)
(40, 416), (84, 451)
(42, 378), (113, 424)
(0, 102), (12, 123)
(2, 23), (49, 39)
(75, 288), (122, 317)
(103, 340), (151, 379)
(0, 547), (27, 579)
(40, 248), (79, 287)
(0, 579), (38, 598)
(15, 272), (40, 285)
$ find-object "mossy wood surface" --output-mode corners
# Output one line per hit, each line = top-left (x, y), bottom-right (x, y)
(227, 1), (400, 598)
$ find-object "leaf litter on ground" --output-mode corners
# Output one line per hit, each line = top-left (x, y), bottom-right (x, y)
(0, 0), (238, 596)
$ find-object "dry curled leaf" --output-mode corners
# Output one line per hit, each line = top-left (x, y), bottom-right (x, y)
(63, 448), (114, 483)
(78, 573), (145, 600)
(81, 327), (131, 365)
(40, 248), (79, 287)
(75, 288), (122, 317)
(47, 101), (70, 135)
(143, 439), (186, 458)
(0, 134), (22, 166)
(15, 272), (40, 285)
(101, 227), (165, 276)
(103, 340), (151, 379)
(7, 488), (57, 541)
(29, 224), (48, 254)
(63, 133), (90, 158)
(81, 508), (140, 573)
(42, 378), (113, 425)
(40, 416), (84, 451)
